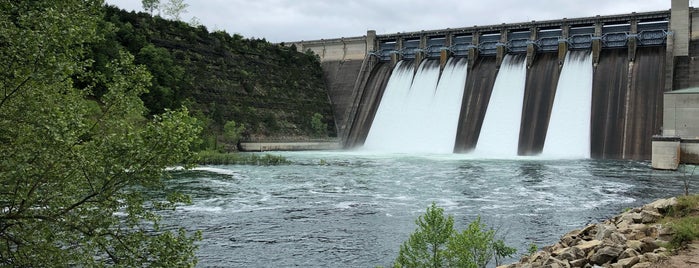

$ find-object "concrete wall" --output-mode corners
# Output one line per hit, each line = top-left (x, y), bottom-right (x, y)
(663, 92), (699, 137)
(291, 36), (369, 62)
(672, 0), (690, 56)
(652, 137), (681, 169)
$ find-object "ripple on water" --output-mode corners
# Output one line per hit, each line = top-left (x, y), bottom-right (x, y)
(162, 153), (687, 267)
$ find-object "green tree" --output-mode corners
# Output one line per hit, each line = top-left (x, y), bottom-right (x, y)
(0, 1), (201, 266)
(395, 203), (454, 268)
(311, 112), (328, 137)
(163, 0), (189, 21)
(223, 120), (246, 151)
(394, 204), (516, 268)
(142, 0), (160, 16)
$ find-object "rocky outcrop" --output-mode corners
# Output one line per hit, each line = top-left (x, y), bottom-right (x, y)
(499, 197), (678, 268)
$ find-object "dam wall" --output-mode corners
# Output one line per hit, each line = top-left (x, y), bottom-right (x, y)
(290, 0), (698, 160)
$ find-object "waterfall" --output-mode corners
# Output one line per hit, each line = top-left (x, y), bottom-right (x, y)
(542, 51), (593, 158)
(362, 58), (468, 153)
(474, 55), (527, 157)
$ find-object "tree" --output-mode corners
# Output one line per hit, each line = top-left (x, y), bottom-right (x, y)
(0, 1), (201, 266)
(394, 204), (516, 268)
(311, 112), (328, 137)
(162, 0), (189, 21)
(142, 0), (160, 16)
(395, 203), (454, 268)
(223, 120), (246, 151)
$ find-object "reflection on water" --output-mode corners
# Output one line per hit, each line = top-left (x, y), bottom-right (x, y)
(160, 152), (686, 267)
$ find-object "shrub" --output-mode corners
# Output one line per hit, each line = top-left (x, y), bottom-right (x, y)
(394, 203), (516, 268)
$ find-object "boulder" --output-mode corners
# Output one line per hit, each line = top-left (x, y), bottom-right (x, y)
(626, 240), (643, 252)
(612, 256), (639, 268)
(629, 263), (651, 268)
(590, 245), (623, 265)
(576, 240), (603, 254)
(544, 257), (570, 268)
(643, 197), (677, 214)
(595, 224), (617, 241)
(558, 246), (585, 261)
(640, 210), (662, 224)
(618, 248), (640, 259)
(569, 258), (588, 268)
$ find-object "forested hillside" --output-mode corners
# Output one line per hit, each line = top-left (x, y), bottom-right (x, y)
(89, 6), (335, 147)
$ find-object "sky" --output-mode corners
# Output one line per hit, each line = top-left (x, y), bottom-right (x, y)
(104, 0), (687, 43)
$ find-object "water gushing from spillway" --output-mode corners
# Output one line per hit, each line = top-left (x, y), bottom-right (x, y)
(474, 55), (527, 157)
(363, 59), (468, 153)
(542, 51), (593, 158)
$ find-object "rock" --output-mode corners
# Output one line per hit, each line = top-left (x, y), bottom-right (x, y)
(595, 224), (618, 241)
(590, 245), (623, 265)
(544, 257), (570, 268)
(576, 240), (603, 254)
(642, 252), (660, 263)
(621, 248), (640, 259)
(626, 240), (643, 252)
(497, 265), (517, 268)
(570, 258), (588, 268)
(614, 256), (640, 268)
(561, 229), (582, 247)
(657, 226), (674, 242)
(558, 246), (586, 261)
(643, 197), (677, 214)
(606, 232), (627, 245)
(629, 263), (651, 268)
(640, 210), (662, 224)
(580, 224), (598, 239)
(639, 238), (659, 253)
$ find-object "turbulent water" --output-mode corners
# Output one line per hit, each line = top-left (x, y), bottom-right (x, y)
(162, 152), (687, 267)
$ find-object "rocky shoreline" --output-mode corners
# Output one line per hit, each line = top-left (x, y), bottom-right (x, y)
(498, 197), (692, 268)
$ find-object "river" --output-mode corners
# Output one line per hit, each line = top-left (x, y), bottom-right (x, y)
(162, 151), (687, 267)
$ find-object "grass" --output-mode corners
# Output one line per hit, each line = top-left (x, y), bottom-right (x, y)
(194, 150), (290, 165)
(663, 194), (699, 249)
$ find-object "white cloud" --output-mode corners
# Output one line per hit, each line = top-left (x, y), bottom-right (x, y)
(105, 0), (675, 42)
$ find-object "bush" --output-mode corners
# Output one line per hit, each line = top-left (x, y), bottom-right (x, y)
(394, 203), (516, 268)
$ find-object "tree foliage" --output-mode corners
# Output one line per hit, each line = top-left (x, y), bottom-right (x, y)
(98, 5), (336, 141)
(311, 112), (328, 137)
(141, 0), (159, 16)
(162, 0), (188, 21)
(395, 203), (454, 267)
(0, 0), (201, 266)
(394, 203), (516, 268)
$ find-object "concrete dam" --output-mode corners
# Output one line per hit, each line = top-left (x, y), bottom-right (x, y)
(291, 0), (698, 160)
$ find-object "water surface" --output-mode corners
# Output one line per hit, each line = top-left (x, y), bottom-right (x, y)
(163, 152), (686, 267)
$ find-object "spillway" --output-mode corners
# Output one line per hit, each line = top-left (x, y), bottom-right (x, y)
(542, 51), (593, 158)
(474, 55), (527, 157)
(362, 59), (468, 153)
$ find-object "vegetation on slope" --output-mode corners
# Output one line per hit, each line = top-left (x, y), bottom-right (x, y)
(89, 6), (336, 151)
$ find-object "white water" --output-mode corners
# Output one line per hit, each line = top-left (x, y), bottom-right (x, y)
(474, 55), (528, 157)
(363, 59), (467, 153)
(542, 52), (593, 158)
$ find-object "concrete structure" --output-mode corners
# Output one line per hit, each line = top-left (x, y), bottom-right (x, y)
(651, 136), (681, 169)
(653, 88), (699, 168)
(289, 0), (699, 161)
(239, 141), (341, 152)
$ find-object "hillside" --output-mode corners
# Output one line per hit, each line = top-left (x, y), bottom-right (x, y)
(90, 6), (336, 147)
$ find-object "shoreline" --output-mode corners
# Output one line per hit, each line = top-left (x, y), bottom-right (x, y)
(499, 196), (698, 268)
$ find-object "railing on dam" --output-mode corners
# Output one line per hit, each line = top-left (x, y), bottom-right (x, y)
(369, 10), (670, 61)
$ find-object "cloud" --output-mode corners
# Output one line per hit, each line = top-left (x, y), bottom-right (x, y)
(106, 0), (673, 42)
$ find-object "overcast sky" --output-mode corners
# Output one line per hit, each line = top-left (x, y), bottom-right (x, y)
(105, 0), (687, 43)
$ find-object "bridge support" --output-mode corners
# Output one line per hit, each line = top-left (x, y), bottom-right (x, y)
(526, 27), (537, 68)
(628, 19), (638, 62)
(558, 24), (569, 65)
(592, 21), (603, 67)
(496, 28), (507, 67)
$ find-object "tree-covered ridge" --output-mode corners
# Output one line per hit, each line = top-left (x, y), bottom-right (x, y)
(97, 5), (336, 146)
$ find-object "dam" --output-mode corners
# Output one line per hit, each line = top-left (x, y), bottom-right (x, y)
(290, 0), (699, 160)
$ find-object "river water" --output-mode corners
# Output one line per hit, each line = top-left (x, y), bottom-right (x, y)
(163, 151), (687, 267)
